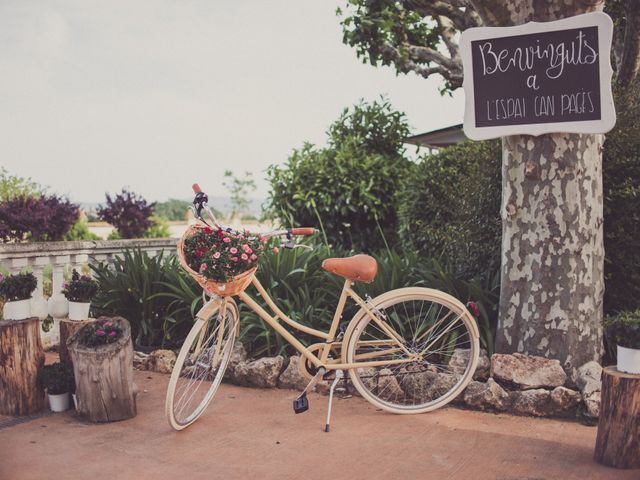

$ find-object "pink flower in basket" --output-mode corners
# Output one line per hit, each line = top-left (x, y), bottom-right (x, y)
(223, 237), (231, 243)
(200, 263), (207, 272)
(241, 253), (248, 261)
(251, 254), (257, 260)
(213, 252), (221, 259)
(230, 247), (238, 254)
(231, 257), (238, 262)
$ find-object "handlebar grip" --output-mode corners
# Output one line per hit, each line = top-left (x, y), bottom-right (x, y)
(290, 228), (317, 236)
(192, 183), (202, 194)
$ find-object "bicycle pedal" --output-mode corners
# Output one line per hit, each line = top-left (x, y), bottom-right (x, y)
(293, 393), (309, 414)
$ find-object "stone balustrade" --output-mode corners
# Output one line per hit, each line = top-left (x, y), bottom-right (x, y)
(0, 238), (178, 347)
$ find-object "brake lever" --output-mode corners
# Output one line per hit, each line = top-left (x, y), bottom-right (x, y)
(280, 241), (312, 251)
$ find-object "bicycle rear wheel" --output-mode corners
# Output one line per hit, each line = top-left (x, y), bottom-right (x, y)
(165, 298), (238, 430)
(345, 288), (479, 414)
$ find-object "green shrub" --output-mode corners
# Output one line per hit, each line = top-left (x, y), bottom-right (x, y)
(398, 140), (502, 280)
(38, 362), (74, 395)
(87, 244), (498, 356)
(239, 245), (339, 357)
(64, 220), (101, 241)
(155, 199), (191, 221)
(145, 215), (172, 239)
(91, 249), (198, 347)
(605, 310), (640, 354)
(266, 98), (411, 252)
(603, 84), (640, 314)
(0, 167), (43, 201)
(238, 244), (499, 357)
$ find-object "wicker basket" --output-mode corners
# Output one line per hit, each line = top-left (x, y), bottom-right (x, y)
(177, 224), (257, 297)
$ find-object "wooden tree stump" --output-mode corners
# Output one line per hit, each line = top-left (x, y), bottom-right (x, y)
(0, 317), (45, 415)
(68, 316), (137, 422)
(594, 367), (640, 469)
(59, 319), (94, 367)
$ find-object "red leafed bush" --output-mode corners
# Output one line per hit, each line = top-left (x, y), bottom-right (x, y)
(0, 194), (79, 242)
(97, 189), (155, 239)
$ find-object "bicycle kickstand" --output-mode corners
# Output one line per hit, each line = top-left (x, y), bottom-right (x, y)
(325, 370), (344, 433)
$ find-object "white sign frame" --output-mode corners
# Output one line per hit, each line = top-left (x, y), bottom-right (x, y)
(460, 12), (616, 140)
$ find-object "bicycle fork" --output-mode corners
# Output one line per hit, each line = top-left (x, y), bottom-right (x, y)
(292, 368), (344, 433)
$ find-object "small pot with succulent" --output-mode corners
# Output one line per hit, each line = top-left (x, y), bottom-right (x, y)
(38, 362), (75, 412)
(62, 269), (99, 321)
(0, 272), (37, 321)
(605, 310), (640, 375)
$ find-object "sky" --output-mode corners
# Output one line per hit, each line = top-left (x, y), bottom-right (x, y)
(0, 0), (464, 203)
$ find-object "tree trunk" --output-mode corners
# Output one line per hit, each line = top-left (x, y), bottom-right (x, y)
(496, 134), (604, 374)
(0, 318), (45, 415)
(487, 1), (606, 377)
(594, 367), (640, 469)
(68, 317), (137, 422)
(59, 319), (94, 368)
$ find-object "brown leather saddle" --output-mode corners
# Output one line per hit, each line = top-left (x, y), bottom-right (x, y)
(321, 254), (378, 283)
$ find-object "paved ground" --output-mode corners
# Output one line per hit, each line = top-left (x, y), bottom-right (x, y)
(0, 371), (635, 480)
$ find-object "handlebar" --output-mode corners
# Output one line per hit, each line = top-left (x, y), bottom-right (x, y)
(191, 183), (316, 242)
(290, 227), (317, 236)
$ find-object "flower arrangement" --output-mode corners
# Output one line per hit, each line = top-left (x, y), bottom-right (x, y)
(38, 362), (75, 395)
(605, 310), (640, 350)
(182, 227), (267, 283)
(0, 272), (37, 302)
(62, 269), (99, 302)
(81, 318), (123, 347)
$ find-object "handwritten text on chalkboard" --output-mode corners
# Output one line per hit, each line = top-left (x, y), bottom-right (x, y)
(460, 13), (615, 139)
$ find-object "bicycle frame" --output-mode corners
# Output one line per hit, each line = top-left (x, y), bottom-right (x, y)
(194, 275), (420, 372)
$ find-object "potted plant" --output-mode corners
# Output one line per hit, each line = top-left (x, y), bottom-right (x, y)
(80, 318), (123, 347)
(605, 310), (640, 374)
(62, 269), (98, 321)
(0, 272), (37, 321)
(38, 362), (75, 412)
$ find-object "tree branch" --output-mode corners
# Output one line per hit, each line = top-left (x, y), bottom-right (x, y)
(381, 43), (463, 88)
(404, 0), (480, 29)
(436, 15), (461, 63)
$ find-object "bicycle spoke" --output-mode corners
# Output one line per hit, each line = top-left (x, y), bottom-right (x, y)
(349, 293), (478, 412)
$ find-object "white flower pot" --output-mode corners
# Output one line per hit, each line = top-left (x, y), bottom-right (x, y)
(48, 392), (70, 412)
(2, 299), (31, 321)
(617, 345), (640, 374)
(68, 301), (91, 321)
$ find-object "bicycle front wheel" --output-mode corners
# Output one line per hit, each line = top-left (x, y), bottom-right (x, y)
(165, 298), (238, 430)
(345, 288), (479, 414)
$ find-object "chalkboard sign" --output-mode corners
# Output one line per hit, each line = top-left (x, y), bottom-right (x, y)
(460, 12), (615, 140)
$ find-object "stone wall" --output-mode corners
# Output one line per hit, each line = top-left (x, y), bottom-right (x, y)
(136, 346), (603, 420)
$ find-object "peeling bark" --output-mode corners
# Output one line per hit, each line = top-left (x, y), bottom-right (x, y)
(496, 134), (604, 375)
(494, 1), (606, 377)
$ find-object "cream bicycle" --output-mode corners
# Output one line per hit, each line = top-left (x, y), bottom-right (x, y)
(165, 184), (480, 431)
